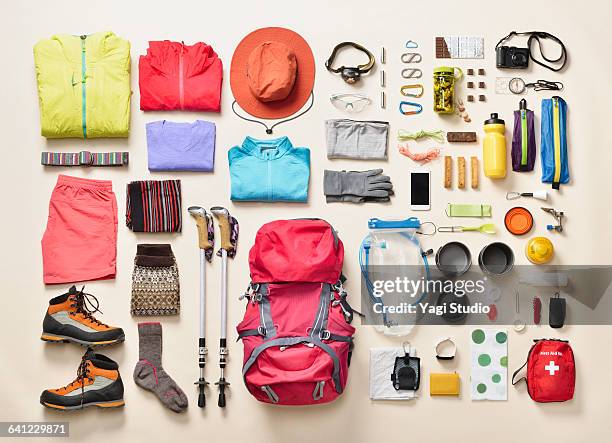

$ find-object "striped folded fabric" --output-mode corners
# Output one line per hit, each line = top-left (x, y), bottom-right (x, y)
(126, 180), (182, 233)
(41, 151), (129, 166)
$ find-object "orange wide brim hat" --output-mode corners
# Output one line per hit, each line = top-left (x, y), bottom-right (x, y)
(230, 27), (315, 119)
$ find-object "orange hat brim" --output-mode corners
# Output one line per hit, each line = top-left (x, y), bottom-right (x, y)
(230, 27), (315, 120)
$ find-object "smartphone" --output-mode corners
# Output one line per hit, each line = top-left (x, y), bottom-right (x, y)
(410, 170), (431, 210)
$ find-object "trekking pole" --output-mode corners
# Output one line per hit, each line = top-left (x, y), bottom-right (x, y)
(188, 206), (215, 408)
(210, 206), (239, 408)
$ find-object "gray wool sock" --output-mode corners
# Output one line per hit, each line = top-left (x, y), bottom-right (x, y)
(134, 322), (188, 413)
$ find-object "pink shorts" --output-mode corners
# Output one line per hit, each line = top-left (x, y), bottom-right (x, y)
(42, 175), (118, 284)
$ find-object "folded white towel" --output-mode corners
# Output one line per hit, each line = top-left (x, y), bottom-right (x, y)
(369, 347), (417, 400)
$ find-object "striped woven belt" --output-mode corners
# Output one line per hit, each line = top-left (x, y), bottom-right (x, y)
(41, 151), (129, 167)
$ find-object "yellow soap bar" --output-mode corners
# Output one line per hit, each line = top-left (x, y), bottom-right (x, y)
(430, 372), (460, 396)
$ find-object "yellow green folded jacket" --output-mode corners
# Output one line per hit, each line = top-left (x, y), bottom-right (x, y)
(34, 31), (131, 138)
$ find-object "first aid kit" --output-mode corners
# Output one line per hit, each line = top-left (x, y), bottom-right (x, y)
(512, 339), (575, 402)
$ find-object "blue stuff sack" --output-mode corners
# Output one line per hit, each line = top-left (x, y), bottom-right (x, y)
(541, 96), (569, 189)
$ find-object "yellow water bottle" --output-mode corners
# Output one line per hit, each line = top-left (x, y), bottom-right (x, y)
(483, 113), (507, 178)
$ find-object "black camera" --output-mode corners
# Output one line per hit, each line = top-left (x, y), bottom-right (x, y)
(496, 46), (530, 69)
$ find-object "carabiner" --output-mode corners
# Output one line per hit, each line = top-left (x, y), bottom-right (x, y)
(401, 52), (422, 63)
(401, 68), (423, 79)
(400, 84), (424, 98)
(399, 101), (423, 115)
(505, 191), (521, 200)
(402, 341), (411, 356)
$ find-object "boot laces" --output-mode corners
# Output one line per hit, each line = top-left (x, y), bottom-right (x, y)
(70, 286), (107, 326)
(61, 349), (94, 406)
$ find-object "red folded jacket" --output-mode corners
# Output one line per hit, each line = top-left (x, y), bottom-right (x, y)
(139, 40), (223, 112)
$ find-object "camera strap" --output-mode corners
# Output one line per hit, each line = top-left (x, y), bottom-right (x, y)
(496, 31), (567, 72)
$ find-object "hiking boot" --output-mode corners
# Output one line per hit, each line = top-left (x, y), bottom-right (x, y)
(41, 286), (125, 346)
(40, 348), (125, 410)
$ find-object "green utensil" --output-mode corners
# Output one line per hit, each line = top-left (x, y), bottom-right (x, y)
(438, 224), (496, 234)
(463, 223), (496, 234)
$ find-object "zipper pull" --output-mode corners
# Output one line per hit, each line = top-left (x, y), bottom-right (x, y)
(312, 381), (326, 401)
(260, 385), (279, 403)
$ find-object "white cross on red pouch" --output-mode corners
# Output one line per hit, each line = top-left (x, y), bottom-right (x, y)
(545, 360), (560, 376)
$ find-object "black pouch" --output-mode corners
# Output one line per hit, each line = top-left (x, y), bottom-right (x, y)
(549, 292), (566, 328)
(391, 350), (420, 391)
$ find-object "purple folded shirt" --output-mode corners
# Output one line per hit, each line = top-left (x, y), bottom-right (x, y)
(146, 120), (216, 172)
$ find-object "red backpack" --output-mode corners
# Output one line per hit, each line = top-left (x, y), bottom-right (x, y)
(237, 219), (356, 405)
(512, 339), (575, 402)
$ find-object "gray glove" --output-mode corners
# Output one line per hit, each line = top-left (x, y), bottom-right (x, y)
(325, 194), (393, 203)
(324, 169), (394, 203)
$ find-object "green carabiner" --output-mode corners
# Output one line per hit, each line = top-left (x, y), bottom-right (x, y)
(399, 101), (423, 115)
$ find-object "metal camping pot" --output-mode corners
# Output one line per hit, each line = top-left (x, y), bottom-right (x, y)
(435, 241), (472, 277)
(478, 242), (515, 275)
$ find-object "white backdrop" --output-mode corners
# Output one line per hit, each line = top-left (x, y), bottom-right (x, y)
(2, 1), (612, 442)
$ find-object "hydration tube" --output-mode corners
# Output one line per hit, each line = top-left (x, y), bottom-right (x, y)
(360, 217), (431, 328)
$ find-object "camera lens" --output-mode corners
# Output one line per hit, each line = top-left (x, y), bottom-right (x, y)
(512, 52), (527, 65)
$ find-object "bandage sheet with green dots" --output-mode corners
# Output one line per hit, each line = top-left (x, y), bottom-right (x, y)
(471, 329), (508, 401)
